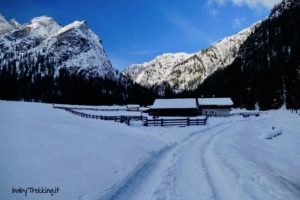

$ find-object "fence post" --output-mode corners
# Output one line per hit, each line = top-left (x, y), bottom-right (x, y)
(187, 117), (190, 126)
(127, 117), (130, 126)
(161, 118), (164, 127)
(145, 118), (148, 126)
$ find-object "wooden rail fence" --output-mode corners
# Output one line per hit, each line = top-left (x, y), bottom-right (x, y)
(143, 117), (207, 127)
(54, 106), (208, 127)
(205, 112), (260, 118)
(54, 106), (145, 125)
(53, 106), (128, 111)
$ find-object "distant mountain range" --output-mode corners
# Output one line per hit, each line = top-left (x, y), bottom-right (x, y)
(123, 22), (261, 93)
(123, 0), (300, 110)
(0, 0), (299, 109)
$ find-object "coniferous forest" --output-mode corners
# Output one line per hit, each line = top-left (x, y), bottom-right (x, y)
(189, 1), (300, 110)
(0, 53), (157, 106)
(1, 0), (300, 110)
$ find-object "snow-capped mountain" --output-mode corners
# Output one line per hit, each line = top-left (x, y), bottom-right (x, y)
(0, 15), (115, 78)
(123, 53), (190, 87)
(198, 0), (300, 110)
(123, 22), (261, 92)
(0, 14), (156, 105)
(0, 13), (20, 33)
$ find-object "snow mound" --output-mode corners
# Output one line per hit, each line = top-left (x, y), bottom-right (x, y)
(264, 129), (283, 140)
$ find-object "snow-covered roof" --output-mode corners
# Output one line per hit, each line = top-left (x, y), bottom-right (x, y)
(126, 104), (140, 108)
(198, 98), (233, 106)
(152, 98), (197, 109)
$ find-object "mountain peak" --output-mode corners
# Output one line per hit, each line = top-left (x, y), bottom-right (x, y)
(30, 16), (56, 24)
(0, 13), (15, 34)
(0, 15), (115, 79)
(26, 15), (61, 38)
(9, 18), (20, 28)
(54, 20), (87, 36)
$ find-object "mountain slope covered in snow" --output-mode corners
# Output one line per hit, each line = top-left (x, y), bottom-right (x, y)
(123, 22), (261, 92)
(197, 0), (300, 110)
(0, 14), (158, 105)
(0, 15), (115, 78)
(0, 14), (19, 34)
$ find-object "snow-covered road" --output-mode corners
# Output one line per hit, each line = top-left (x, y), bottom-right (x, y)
(98, 116), (300, 200)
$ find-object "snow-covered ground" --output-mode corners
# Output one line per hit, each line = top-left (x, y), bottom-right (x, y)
(1, 101), (300, 200)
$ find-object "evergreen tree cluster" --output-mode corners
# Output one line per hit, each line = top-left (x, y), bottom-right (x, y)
(183, 0), (300, 110)
(0, 53), (156, 106)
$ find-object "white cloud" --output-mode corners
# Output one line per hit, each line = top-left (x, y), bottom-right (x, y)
(209, 0), (281, 9)
(231, 0), (281, 9)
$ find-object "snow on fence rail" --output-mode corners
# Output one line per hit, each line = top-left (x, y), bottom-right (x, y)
(54, 106), (145, 125)
(54, 106), (208, 127)
(231, 112), (261, 117)
(53, 105), (127, 111)
(200, 112), (260, 118)
(143, 117), (208, 127)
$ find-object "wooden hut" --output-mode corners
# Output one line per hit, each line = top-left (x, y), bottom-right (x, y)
(198, 98), (233, 116)
(147, 98), (199, 117)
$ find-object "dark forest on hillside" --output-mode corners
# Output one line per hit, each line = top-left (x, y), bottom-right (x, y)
(176, 1), (300, 110)
(1, 1), (300, 110)
(0, 54), (157, 106)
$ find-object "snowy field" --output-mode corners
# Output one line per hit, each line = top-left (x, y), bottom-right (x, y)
(1, 101), (300, 200)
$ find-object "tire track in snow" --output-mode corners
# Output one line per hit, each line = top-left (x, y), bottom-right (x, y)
(201, 122), (249, 200)
(201, 118), (300, 200)
(94, 144), (174, 200)
(95, 120), (237, 200)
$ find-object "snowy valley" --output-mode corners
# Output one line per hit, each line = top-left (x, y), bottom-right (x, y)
(1, 0), (300, 199)
(1, 100), (300, 200)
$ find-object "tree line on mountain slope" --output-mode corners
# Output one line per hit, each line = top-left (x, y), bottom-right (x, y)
(182, 2), (300, 110)
(1, 1), (300, 110)
(0, 53), (157, 105)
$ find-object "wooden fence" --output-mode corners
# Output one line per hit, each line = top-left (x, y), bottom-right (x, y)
(232, 112), (260, 117)
(53, 105), (133, 112)
(54, 106), (208, 127)
(143, 117), (207, 127)
(205, 112), (260, 118)
(54, 106), (145, 125)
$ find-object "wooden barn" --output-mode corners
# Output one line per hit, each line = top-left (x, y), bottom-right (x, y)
(198, 98), (233, 116)
(147, 98), (199, 117)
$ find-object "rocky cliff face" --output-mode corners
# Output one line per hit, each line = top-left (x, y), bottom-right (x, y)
(0, 14), (155, 105)
(123, 22), (261, 92)
(0, 15), (115, 78)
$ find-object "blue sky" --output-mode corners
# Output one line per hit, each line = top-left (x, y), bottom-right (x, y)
(0, 0), (280, 70)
